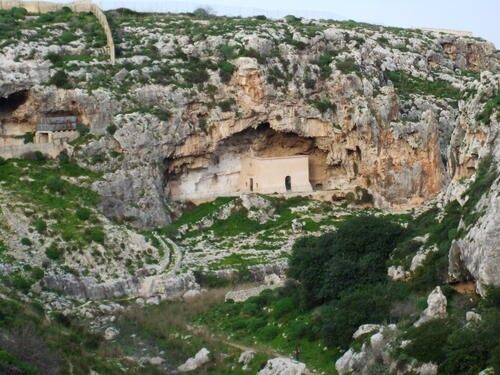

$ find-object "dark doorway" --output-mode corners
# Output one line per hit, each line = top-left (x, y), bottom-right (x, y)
(285, 176), (291, 191)
(249, 178), (254, 192)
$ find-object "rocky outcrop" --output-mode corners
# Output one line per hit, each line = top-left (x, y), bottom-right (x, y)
(336, 324), (437, 375)
(448, 172), (500, 295)
(40, 272), (199, 301)
(258, 357), (307, 375)
(414, 286), (448, 327)
(178, 348), (210, 372)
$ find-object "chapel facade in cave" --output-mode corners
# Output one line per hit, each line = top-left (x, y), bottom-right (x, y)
(240, 155), (313, 194)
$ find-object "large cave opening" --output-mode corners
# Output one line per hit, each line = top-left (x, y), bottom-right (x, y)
(0, 90), (29, 116)
(164, 124), (333, 202)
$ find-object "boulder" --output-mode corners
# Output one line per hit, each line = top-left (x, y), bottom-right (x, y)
(258, 357), (306, 375)
(178, 348), (210, 372)
(238, 350), (255, 365)
(414, 286), (447, 327)
(104, 326), (119, 341)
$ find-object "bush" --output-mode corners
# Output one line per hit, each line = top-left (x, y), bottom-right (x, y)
(46, 176), (64, 194)
(0, 157), (5, 166)
(402, 319), (454, 363)
(58, 151), (70, 164)
(20, 238), (32, 247)
(59, 30), (77, 44)
(49, 70), (71, 89)
(22, 132), (34, 144)
(311, 99), (336, 114)
(475, 92), (499, 125)
(320, 284), (393, 347)
(31, 267), (45, 281)
(288, 215), (403, 306)
(86, 227), (105, 244)
(384, 70), (461, 101)
(34, 219), (47, 234)
(106, 124), (117, 135)
(76, 123), (89, 136)
(218, 61), (236, 83)
(218, 98), (235, 112)
(76, 207), (91, 221)
(258, 325), (279, 341)
(336, 58), (360, 74)
(316, 52), (334, 78)
(45, 244), (63, 260)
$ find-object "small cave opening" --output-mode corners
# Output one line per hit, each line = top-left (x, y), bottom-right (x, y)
(164, 125), (334, 201)
(0, 90), (29, 116)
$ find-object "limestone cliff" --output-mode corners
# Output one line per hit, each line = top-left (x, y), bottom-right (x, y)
(0, 8), (498, 286)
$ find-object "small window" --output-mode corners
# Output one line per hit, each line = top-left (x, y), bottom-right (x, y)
(285, 176), (292, 191)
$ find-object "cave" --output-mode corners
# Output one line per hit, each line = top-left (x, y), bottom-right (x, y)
(164, 124), (333, 201)
(0, 90), (29, 116)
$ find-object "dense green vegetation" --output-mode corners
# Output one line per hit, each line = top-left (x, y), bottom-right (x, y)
(384, 70), (461, 102)
(476, 91), (500, 125)
(0, 7), (106, 47)
(200, 215), (410, 372)
(0, 157), (102, 250)
(399, 287), (500, 374)
(0, 287), (134, 374)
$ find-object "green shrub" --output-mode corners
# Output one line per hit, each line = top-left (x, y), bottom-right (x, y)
(316, 52), (335, 78)
(31, 266), (45, 281)
(76, 123), (89, 136)
(218, 98), (235, 112)
(22, 132), (34, 144)
(0, 157), (6, 166)
(20, 237), (32, 247)
(218, 61), (236, 83)
(384, 70), (460, 101)
(45, 244), (63, 260)
(49, 70), (71, 89)
(258, 325), (279, 341)
(288, 215), (403, 306)
(336, 58), (360, 74)
(441, 310), (500, 374)
(76, 207), (91, 221)
(59, 30), (77, 44)
(475, 92), (499, 125)
(320, 283), (393, 347)
(34, 219), (47, 234)
(106, 124), (117, 135)
(46, 176), (64, 194)
(402, 319), (454, 363)
(86, 227), (105, 244)
(311, 99), (336, 114)
(0, 350), (38, 375)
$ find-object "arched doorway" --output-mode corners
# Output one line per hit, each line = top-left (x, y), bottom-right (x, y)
(249, 178), (254, 192)
(285, 176), (291, 192)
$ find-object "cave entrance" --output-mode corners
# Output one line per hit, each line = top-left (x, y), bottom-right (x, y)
(285, 176), (292, 191)
(0, 90), (29, 116)
(165, 125), (332, 201)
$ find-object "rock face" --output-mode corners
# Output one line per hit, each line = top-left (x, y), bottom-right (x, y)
(448, 168), (500, 295)
(177, 348), (210, 372)
(336, 324), (438, 375)
(258, 357), (306, 375)
(414, 286), (447, 327)
(40, 272), (199, 301)
(2, 12), (498, 229)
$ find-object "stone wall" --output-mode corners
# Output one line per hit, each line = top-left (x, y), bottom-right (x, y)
(0, 142), (60, 158)
(0, 0), (115, 64)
